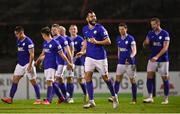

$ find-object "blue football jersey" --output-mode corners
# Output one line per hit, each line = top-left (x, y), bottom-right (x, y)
(17, 36), (34, 66)
(54, 35), (68, 65)
(82, 23), (109, 60)
(43, 39), (62, 69)
(146, 29), (170, 62)
(117, 34), (136, 64)
(65, 35), (74, 47)
(71, 35), (85, 65)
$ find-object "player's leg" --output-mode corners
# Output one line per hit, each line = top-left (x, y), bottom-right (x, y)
(75, 65), (88, 102)
(108, 64), (124, 103)
(66, 70), (74, 103)
(96, 59), (119, 109)
(83, 57), (95, 108)
(159, 62), (169, 104)
(27, 64), (41, 104)
(143, 60), (157, 103)
(55, 65), (67, 101)
(1, 64), (24, 104)
(42, 68), (55, 105)
(127, 65), (137, 104)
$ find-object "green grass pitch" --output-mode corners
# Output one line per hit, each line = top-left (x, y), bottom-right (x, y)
(0, 93), (180, 113)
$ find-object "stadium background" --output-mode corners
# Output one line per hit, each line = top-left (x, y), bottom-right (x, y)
(0, 0), (180, 73)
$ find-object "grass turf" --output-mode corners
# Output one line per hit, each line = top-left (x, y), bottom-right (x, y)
(0, 93), (180, 113)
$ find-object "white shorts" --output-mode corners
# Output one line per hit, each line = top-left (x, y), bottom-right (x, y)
(55, 65), (66, 77)
(147, 60), (169, 76)
(74, 65), (84, 78)
(85, 57), (108, 76)
(116, 64), (136, 78)
(44, 68), (55, 81)
(63, 65), (74, 77)
(13, 63), (37, 80)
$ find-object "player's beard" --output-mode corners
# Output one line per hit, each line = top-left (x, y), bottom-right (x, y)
(89, 19), (97, 26)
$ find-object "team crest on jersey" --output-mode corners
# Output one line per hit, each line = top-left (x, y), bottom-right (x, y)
(49, 44), (52, 48)
(159, 36), (162, 40)
(93, 30), (97, 34)
(125, 41), (128, 44)
(74, 41), (78, 45)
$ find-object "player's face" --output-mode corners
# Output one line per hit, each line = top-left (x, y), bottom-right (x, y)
(14, 31), (23, 39)
(51, 27), (59, 36)
(69, 26), (78, 36)
(119, 26), (127, 36)
(41, 33), (47, 41)
(59, 28), (65, 36)
(151, 21), (160, 31)
(87, 12), (97, 26)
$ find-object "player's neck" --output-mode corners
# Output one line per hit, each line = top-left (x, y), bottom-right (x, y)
(71, 34), (77, 38)
(121, 33), (127, 39)
(155, 27), (162, 34)
(46, 36), (53, 42)
(19, 35), (26, 41)
(88, 24), (95, 29)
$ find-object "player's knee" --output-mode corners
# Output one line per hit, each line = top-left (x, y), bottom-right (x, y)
(102, 75), (109, 81)
(30, 79), (37, 85)
(147, 72), (155, 79)
(12, 76), (21, 83)
(46, 80), (53, 86)
(115, 75), (123, 82)
(130, 78), (136, 84)
(67, 77), (73, 83)
(161, 76), (169, 81)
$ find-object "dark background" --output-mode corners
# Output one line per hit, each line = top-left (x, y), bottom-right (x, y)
(0, 0), (180, 73)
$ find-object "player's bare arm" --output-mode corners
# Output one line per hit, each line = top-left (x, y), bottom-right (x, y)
(58, 51), (73, 70)
(27, 48), (34, 73)
(143, 37), (150, 48)
(64, 46), (73, 63)
(76, 39), (87, 58)
(131, 43), (137, 58)
(35, 50), (45, 68)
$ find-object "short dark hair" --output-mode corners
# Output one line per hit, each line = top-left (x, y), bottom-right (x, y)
(51, 24), (60, 28)
(14, 26), (24, 32)
(86, 10), (95, 17)
(41, 26), (51, 35)
(151, 17), (160, 23)
(119, 23), (128, 29)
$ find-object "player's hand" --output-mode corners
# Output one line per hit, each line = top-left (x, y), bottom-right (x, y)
(150, 56), (158, 62)
(125, 59), (130, 65)
(76, 51), (84, 58)
(89, 38), (98, 44)
(67, 63), (73, 70)
(27, 65), (32, 73)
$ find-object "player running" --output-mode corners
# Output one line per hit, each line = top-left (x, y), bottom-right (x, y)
(76, 10), (119, 109)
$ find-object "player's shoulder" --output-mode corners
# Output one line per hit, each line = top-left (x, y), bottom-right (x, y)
(82, 25), (89, 31)
(95, 23), (106, 29)
(127, 34), (135, 41)
(25, 36), (34, 44)
(161, 29), (169, 36)
(77, 35), (84, 40)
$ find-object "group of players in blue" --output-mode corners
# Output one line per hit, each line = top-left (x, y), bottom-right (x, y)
(1, 10), (170, 108)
